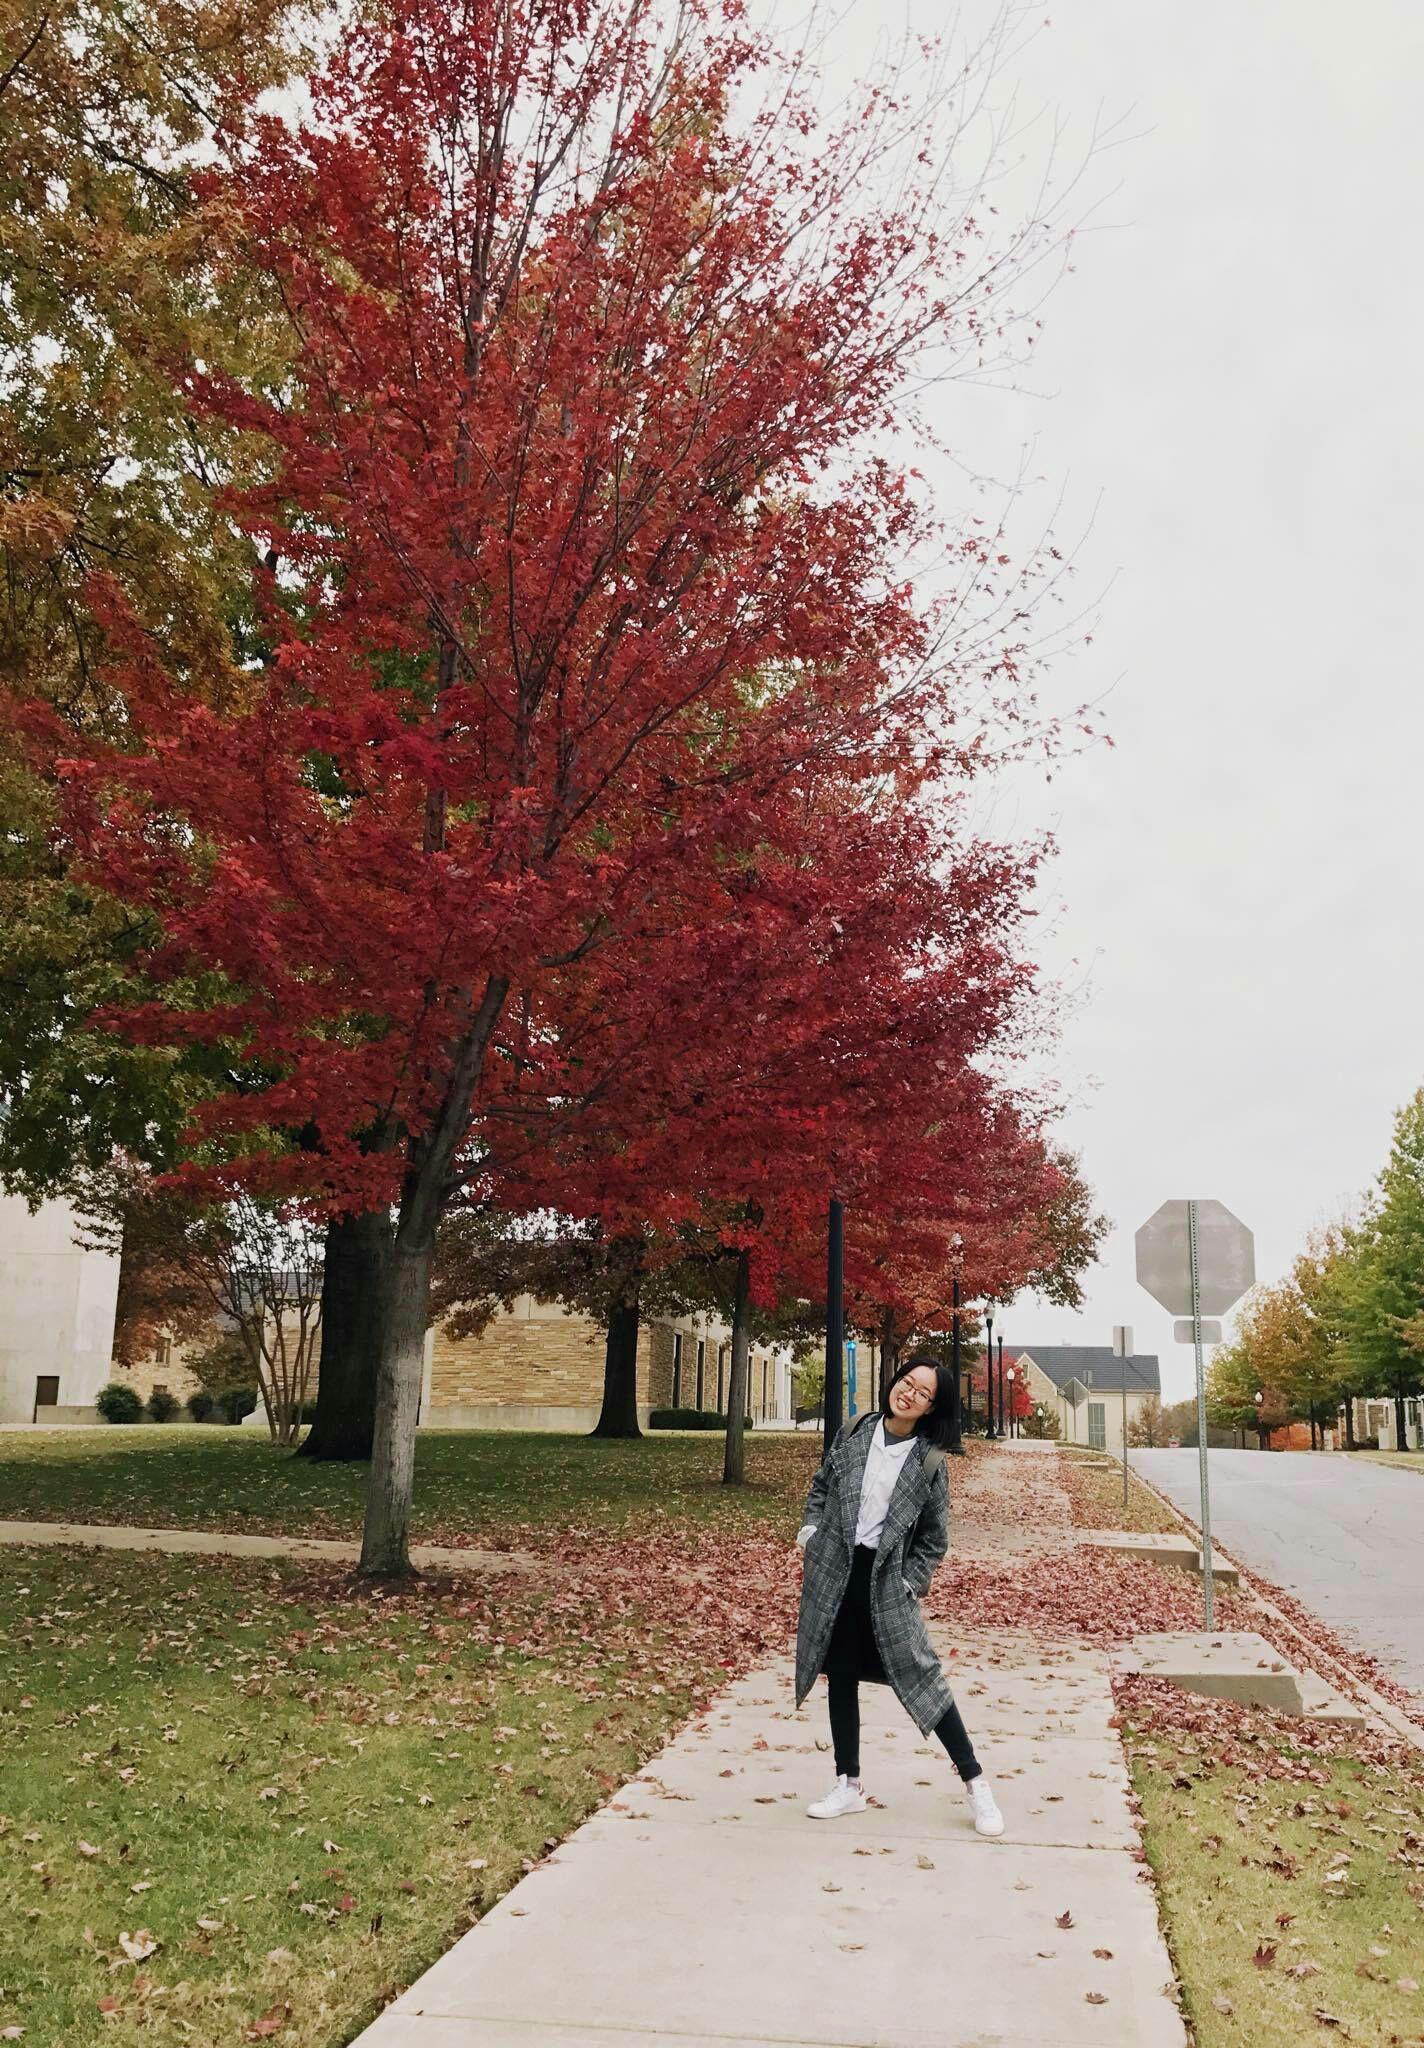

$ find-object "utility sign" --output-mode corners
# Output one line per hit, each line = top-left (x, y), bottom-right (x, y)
(1135, 1199), (1255, 1318)
(1135, 1198), (1255, 1633)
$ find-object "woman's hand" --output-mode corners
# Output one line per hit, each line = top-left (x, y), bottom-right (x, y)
(795, 1523), (817, 1549)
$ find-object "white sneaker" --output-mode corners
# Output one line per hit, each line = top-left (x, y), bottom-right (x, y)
(807, 1774), (869, 1819)
(967, 1775), (1004, 1837)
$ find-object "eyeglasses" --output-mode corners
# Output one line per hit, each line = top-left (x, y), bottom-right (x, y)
(896, 1380), (935, 1408)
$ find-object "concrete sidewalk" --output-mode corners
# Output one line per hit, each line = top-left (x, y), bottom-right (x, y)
(0, 1518), (533, 1576)
(354, 1624), (1184, 2048)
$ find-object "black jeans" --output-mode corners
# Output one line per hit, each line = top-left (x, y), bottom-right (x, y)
(828, 1671), (982, 1784)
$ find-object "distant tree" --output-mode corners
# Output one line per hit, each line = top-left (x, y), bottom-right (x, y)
(1126, 1396), (1164, 1448)
(1019, 1402), (1061, 1441)
(1334, 1092), (1424, 1451)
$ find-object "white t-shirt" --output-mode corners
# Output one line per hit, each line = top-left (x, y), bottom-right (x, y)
(853, 1419), (917, 1549)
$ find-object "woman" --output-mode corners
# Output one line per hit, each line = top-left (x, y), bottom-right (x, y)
(793, 1353), (1004, 1836)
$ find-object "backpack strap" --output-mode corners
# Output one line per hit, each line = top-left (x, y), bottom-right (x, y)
(922, 1445), (946, 1482)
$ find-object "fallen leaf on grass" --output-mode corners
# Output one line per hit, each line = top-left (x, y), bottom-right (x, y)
(1211, 1995), (1233, 2015)
(1, 2027), (25, 2039)
(78, 1841), (100, 1858)
(245, 2006), (289, 2040)
(118, 1931), (158, 1962)
(1312, 2012), (1344, 2030)
(1289, 1961), (1322, 1980)
(1397, 1977), (1420, 1993)
(1252, 1944), (1277, 1970)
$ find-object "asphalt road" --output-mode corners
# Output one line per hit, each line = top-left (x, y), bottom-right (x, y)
(1131, 1448), (1424, 1694)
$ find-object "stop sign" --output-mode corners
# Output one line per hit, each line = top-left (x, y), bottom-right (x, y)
(1135, 1200), (1255, 1318)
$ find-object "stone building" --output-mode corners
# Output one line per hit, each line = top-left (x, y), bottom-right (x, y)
(0, 1193), (121, 1424)
(0, 1191), (796, 1430)
(423, 1295), (795, 1431)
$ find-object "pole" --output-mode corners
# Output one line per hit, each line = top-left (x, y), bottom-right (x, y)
(1189, 1198), (1215, 1628)
(951, 1272), (962, 1426)
(824, 1196), (844, 1453)
(1121, 1362), (1129, 1517)
(985, 1307), (995, 1436)
(998, 1336), (1005, 1435)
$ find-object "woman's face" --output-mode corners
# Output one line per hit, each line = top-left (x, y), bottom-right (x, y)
(888, 1365), (938, 1424)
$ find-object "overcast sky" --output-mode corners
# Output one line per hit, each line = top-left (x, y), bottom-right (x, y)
(796, 0), (1424, 1398)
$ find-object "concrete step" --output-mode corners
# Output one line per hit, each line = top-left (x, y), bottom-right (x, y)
(1117, 1630), (1366, 1726)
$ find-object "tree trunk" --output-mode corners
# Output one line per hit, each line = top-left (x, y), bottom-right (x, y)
(592, 1274), (643, 1439)
(299, 1209), (392, 1462)
(358, 1230), (433, 1575)
(1395, 1381), (1409, 1452)
(1341, 1395), (1357, 1450)
(1308, 1402), (1317, 1451)
(723, 1248), (752, 1485)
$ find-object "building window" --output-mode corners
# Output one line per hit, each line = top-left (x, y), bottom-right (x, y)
(695, 1338), (705, 1410)
(696, 1339), (705, 1414)
(672, 1333), (683, 1409)
(1088, 1402), (1106, 1451)
(717, 1345), (725, 1412)
(762, 1359), (769, 1418)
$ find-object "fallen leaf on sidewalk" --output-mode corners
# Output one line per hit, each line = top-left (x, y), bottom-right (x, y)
(1092, 1948), (1113, 1960)
(1084, 1991), (1108, 2005)
(1056, 1910), (1074, 1929)
(915, 1855), (935, 1871)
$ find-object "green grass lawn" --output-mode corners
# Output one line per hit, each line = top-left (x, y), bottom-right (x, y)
(1057, 1453), (1182, 1535)
(0, 1539), (721, 2047)
(1352, 1450), (1424, 1475)
(0, 1424), (821, 1547)
(1123, 1680), (1424, 2047)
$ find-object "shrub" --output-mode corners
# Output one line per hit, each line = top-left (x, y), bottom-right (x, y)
(147, 1385), (180, 1423)
(215, 1386), (258, 1424)
(649, 1408), (755, 1432)
(96, 1381), (144, 1425)
(187, 1389), (216, 1422)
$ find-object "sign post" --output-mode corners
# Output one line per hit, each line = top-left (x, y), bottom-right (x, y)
(1112, 1325), (1133, 1516)
(1135, 1198), (1256, 1628)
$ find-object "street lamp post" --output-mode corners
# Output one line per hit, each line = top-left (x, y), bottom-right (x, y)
(824, 1195), (845, 1454)
(998, 1336), (1006, 1435)
(1005, 1365), (1016, 1439)
(984, 1304), (996, 1436)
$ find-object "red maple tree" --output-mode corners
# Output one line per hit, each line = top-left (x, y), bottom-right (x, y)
(15, 0), (1079, 1568)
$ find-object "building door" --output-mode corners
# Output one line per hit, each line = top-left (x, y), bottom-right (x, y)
(1087, 1402), (1106, 1451)
(33, 1376), (59, 1421)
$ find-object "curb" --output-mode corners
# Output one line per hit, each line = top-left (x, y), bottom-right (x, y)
(1123, 1458), (1424, 1754)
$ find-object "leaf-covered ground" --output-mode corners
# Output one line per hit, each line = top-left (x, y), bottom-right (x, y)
(1057, 1452), (1183, 1535)
(1121, 1675), (1424, 2047)
(4, 1427), (1390, 2047)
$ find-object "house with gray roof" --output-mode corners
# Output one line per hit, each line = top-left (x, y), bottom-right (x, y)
(1005, 1345), (1161, 1453)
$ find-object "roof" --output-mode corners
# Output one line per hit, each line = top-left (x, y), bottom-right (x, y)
(1004, 1345), (1161, 1396)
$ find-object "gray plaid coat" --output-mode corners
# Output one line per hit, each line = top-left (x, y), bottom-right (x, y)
(794, 1414), (955, 1734)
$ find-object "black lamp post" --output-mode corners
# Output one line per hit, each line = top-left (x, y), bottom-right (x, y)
(998, 1334), (1006, 1435)
(823, 1194), (845, 1454)
(984, 1303), (995, 1436)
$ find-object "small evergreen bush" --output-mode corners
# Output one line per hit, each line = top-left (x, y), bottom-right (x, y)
(147, 1385), (180, 1423)
(649, 1408), (755, 1432)
(96, 1381), (144, 1425)
(187, 1389), (216, 1422)
(216, 1387), (259, 1424)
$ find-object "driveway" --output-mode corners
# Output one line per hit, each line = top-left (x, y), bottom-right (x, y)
(1132, 1448), (1424, 1696)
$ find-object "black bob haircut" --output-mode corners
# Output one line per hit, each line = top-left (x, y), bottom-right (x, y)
(883, 1352), (962, 1453)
